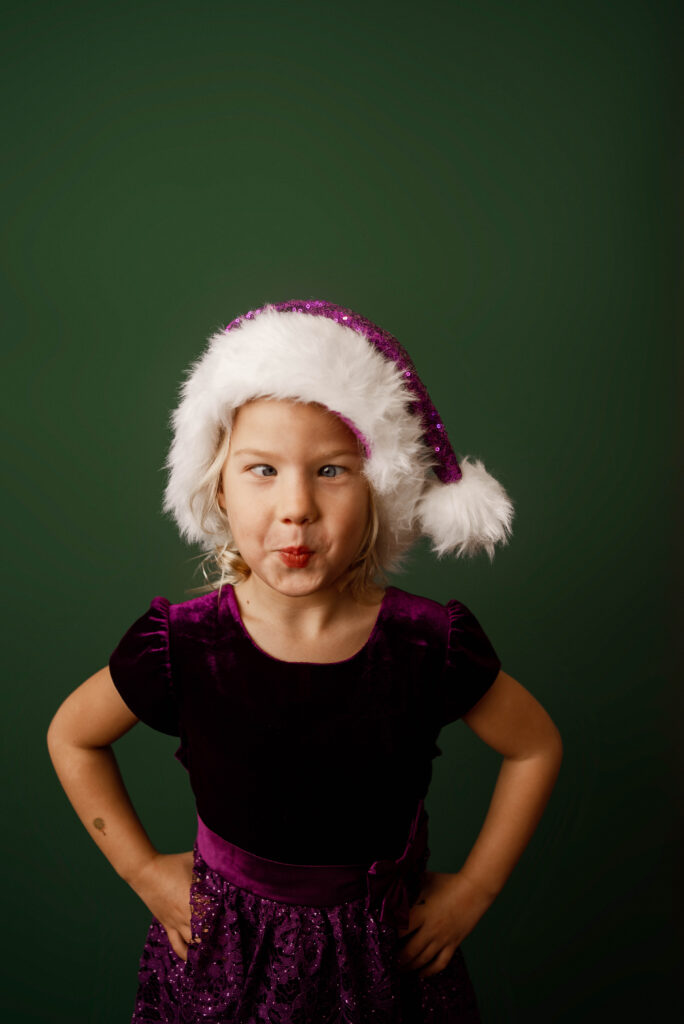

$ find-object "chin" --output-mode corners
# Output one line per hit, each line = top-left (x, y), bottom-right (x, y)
(277, 575), (327, 595)
(268, 569), (335, 597)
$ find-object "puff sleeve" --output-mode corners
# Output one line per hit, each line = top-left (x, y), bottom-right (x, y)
(439, 599), (502, 726)
(108, 596), (180, 736)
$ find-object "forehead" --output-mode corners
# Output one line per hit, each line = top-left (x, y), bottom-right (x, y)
(230, 398), (362, 449)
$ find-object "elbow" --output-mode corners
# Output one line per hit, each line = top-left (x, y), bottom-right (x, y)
(552, 724), (564, 759)
(46, 715), (62, 755)
(546, 718), (563, 749)
(46, 707), (71, 754)
(540, 721), (563, 765)
(544, 726), (564, 783)
(513, 723), (564, 765)
(538, 706), (563, 761)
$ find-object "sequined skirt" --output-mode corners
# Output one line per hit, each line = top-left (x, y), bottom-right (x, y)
(129, 800), (481, 1023)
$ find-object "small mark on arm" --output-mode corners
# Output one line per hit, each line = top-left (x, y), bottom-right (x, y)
(93, 817), (107, 836)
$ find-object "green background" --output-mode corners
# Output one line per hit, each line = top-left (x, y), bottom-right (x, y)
(4, 0), (681, 1020)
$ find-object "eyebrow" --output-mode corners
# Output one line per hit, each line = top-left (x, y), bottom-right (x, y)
(231, 448), (361, 459)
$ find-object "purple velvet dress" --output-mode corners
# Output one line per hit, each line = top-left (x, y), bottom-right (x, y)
(108, 584), (502, 1023)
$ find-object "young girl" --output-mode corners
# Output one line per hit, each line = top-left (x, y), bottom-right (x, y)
(47, 300), (563, 1023)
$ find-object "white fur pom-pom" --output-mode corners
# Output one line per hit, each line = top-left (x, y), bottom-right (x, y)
(416, 456), (515, 561)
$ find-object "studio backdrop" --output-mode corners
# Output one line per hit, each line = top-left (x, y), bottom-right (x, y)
(3, 1), (680, 1021)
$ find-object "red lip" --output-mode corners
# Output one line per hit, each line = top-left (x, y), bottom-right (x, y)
(279, 547), (314, 569)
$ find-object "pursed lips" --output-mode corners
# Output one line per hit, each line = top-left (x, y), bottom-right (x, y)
(278, 546), (316, 568)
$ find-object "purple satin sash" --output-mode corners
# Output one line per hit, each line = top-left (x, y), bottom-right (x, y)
(196, 799), (430, 930)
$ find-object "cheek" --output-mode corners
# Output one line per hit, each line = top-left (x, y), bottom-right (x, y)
(220, 489), (240, 531)
(338, 500), (370, 542)
(227, 491), (269, 534)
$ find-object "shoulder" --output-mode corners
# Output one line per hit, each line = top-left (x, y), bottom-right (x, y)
(385, 587), (490, 647)
(385, 586), (451, 647)
(166, 587), (222, 639)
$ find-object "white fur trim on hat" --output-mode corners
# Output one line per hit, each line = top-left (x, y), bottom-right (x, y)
(162, 304), (514, 565)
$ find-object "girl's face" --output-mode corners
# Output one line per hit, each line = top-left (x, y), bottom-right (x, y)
(218, 397), (370, 599)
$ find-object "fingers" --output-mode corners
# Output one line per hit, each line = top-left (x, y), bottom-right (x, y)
(399, 938), (440, 972)
(418, 946), (455, 979)
(167, 929), (189, 962)
(167, 923), (198, 963)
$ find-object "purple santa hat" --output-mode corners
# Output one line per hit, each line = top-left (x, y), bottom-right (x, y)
(162, 299), (514, 568)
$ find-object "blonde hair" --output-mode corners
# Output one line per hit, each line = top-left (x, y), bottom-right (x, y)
(185, 422), (387, 603)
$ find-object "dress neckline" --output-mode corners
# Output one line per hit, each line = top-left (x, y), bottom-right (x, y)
(223, 583), (394, 666)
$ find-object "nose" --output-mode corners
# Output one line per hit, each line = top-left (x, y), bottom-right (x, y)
(278, 472), (319, 525)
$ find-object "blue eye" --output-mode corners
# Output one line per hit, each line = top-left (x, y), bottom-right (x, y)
(320, 465), (345, 478)
(250, 465), (277, 477)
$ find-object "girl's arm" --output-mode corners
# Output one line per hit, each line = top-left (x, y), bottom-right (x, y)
(48, 668), (200, 961)
(46, 667), (159, 888)
(457, 669), (564, 901)
(397, 671), (562, 978)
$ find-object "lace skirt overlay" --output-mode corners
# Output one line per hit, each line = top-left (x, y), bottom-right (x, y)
(129, 801), (481, 1023)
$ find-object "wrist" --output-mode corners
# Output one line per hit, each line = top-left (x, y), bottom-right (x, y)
(456, 868), (500, 908)
(122, 849), (160, 892)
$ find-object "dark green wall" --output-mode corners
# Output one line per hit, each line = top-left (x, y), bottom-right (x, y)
(5, 1), (680, 1020)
